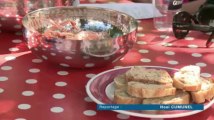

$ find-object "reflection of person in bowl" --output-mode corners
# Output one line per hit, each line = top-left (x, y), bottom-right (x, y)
(54, 38), (73, 52)
(81, 36), (120, 57)
(41, 19), (123, 57)
(43, 19), (111, 41)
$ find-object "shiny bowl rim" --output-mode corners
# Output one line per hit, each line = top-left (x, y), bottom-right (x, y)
(22, 6), (138, 29)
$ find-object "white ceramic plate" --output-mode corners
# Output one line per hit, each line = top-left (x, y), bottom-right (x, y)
(86, 66), (214, 118)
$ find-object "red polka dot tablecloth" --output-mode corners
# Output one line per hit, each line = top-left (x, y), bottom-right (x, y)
(1, 4), (214, 120)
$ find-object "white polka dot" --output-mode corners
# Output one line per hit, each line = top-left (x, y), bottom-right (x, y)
(1, 17), (7, 21)
(112, 57), (122, 63)
(108, 1), (116, 3)
(15, 32), (23, 36)
(86, 74), (96, 78)
(1, 66), (12, 71)
(12, 39), (22, 43)
(65, 56), (72, 60)
(168, 60), (179, 65)
(88, 0), (96, 3)
(84, 97), (93, 102)
(41, 55), (48, 60)
(120, 50), (125, 54)
(0, 76), (8, 81)
(117, 113), (130, 119)
(120, 57), (125, 60)
(162, 43), (173, 47)
(59, 63), (70, 67)
(85, 63), (95, 68)
(9, 47), (19, 52)
(15, 15), (20, 18)
(201, 73), (212, 78)
(15, 118), (27, 120)
(184, 37), (194, 41)
(26, 79), (38, 84)
(140, 58), (151, 63)
(188, 44), (198, 48)
(137, 26), (143, 31)
(50, 107), (64, 113)
(150, 118), (164, 120)
(136, 20), (141, 23)
(0, 88), (4, 93)
(16, 18), (21, 21)
(55, 81), (67, 87)
(4, 56), (16, 61)
(32, 59), (43, 63)
(70, 51), (75, 54)
(137, 41), (147, 45)
(195, 63), (207, 67)
(138, 49), (149, 53)
(114, 66), (123, 69)
(160, 35), (169, 39)
(83, 110), (96, 116)
(34, 48), (38, 51)
(83, 56), (90, 59)
(14, 25), (22, 29)
(192, 53), (202, 57)
(50, 53), (56, 56)
(22, 91), (34, 96)
(206, 32), (212, 35)
(211, 39), (214, 43)
(165, 51), (175, 55)
(29, 68), (40, 73)
(42, 48), (47, 51)
(137, 33), (145, 37)
(57, 71), (69, 76)
(104, 56), (110, 60)
(18, 104), (31, 110)
(53, 93), (65, 99)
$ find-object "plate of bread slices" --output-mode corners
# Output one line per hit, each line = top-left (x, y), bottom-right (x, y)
(86, 65), (214, 118)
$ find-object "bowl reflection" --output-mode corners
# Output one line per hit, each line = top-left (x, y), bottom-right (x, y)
(22, 6), (138, 68)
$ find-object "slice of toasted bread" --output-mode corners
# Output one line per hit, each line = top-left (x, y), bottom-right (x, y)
(209, 77), (214, 83)
(125, 66), (173, 84)
(173, 65), (202, 91)
(127, 81), (176, 98)
(143, 90), (190, 104)
(191, 77), (214, 103)
(113, 88), (142, 104)
(179, 65), (200, 77)
(114, 74), (127, 89)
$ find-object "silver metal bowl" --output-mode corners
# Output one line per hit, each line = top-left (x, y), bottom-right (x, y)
(22, 6), (138, 68)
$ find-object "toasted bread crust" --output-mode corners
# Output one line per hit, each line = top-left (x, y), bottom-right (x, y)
(127, 81), (176, 98)
(191, 78), (214, 103)
(173, 65), (202, 91)
(114, 74), (127, 89)
(208, 77), (214, 83)
(173, 79), (202, 91)
(114, 89), (142, 104)
(143, 90), (190, 104)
